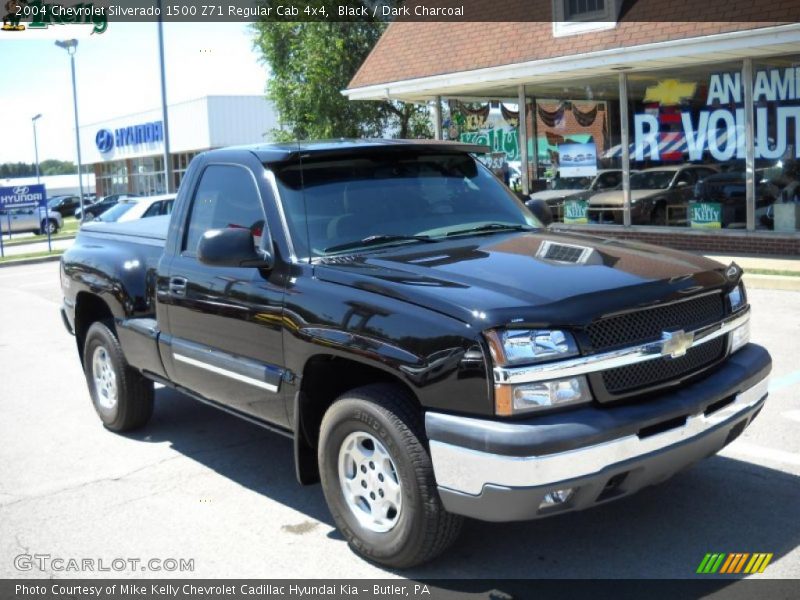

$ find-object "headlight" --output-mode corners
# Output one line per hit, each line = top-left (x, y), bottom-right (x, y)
(485, 329), (579, 366)
(728, 283), (746, 312)
(495, 376), (592, 416)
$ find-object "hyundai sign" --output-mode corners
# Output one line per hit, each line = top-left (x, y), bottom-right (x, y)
(95, 121), (164, 153)
(96, 129), (114, 153)
(0, 185), (47, 209)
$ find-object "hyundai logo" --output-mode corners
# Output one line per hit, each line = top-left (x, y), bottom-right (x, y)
(96, 129), (114, 153)
(13, 186), (29, 195)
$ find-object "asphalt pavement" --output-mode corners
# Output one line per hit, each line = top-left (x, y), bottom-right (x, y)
(0, 262), (798, 581)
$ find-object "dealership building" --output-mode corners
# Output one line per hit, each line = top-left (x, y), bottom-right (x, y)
(346, 11), (800, 255)
(79, 95), (279, 197)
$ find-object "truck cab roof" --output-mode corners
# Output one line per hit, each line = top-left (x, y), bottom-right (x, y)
(213, 139), (490, 164)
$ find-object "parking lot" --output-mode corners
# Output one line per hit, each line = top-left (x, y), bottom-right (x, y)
(1, 261), (798, 580)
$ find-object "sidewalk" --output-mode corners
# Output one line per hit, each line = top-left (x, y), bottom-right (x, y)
(703, 253), (800, 291)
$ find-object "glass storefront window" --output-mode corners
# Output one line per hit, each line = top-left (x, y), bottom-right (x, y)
(623, 61), (747, 229)
(752, 55), (800, 233)
(524, 75), (623, 224)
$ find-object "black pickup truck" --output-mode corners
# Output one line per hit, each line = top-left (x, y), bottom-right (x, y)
(60, 140), (771, 568)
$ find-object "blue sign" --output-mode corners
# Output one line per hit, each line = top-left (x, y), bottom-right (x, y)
(96, 129), (114, 153)
(0, 184), (47, 209)
(96, 120), (164, 153)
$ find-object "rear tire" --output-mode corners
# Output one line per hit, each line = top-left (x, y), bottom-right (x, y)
(82, 321), (154, 432)
(318, 384), (462, 568)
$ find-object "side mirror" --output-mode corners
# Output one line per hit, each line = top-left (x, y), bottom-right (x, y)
(197, 228), (274, 269)
(525, 198), (554, 227)
(676, 180), (689, 187)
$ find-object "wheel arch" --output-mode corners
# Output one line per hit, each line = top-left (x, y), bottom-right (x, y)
(293, 353), (421, 485)
(74, 292), (116, 365)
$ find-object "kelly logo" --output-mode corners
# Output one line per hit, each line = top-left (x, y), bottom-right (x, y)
(696, 553), (773, 574)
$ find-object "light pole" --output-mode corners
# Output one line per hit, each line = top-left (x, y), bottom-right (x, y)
(55, 39), (85, 219)
(157, 0), (173, 194)
(31, 113), (42, 184)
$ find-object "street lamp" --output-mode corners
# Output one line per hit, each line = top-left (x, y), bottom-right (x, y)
(31, 114), (42, 184)
(156, 0), (174, 193)
(55, 39), (85, 219)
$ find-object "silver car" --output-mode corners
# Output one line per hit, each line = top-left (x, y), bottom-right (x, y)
(0, 206), (63, 235)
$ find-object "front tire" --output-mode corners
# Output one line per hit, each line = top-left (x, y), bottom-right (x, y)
(40, 219), (58, 235)
(318, 384), (462, 568)
(82, 321), (154, 432)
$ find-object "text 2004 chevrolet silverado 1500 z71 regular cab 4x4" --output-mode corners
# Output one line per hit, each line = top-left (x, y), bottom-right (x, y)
(60, 140), (771, 568)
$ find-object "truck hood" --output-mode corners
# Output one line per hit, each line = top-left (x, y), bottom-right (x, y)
(588, 189), (664, 206)
(528, 189), (583, 202)
(314, 230), (735, 328)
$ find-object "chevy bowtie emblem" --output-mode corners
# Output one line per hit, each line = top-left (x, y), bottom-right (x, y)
(661, 330), (694, 358)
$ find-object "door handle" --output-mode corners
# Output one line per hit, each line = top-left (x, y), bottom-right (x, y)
(169, 276), (188, 296)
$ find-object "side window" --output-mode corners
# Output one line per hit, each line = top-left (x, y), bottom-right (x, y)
(143, 202), (162, 218)
(675, 170), (695, 186)
(183, 165), (266, 254)
(596, 172), (620, 189)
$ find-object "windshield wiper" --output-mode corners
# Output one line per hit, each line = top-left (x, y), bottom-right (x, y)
(445, 223), (535, 237)
(325, 234), (437, 254)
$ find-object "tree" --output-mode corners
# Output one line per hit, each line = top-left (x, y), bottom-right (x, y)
(0, 160), (81, 179)
(252, 15), (432, 141)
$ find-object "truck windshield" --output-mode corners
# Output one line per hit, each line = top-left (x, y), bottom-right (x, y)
(96, 201), (137, 222)
(551, 176), (592, 190)
(272, 150), (539, 258)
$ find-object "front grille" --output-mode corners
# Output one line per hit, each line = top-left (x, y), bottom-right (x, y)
(584, 292), (728, 401)
(586, 293), (725, 351)
(600, 337), (727, 395)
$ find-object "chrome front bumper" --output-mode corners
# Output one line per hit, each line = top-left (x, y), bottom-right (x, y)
(425, 344), (771, 521)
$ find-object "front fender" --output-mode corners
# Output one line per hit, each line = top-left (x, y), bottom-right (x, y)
(281, 266), (493, 416)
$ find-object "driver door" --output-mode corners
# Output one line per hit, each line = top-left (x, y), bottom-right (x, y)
(162, 161), (289, 427)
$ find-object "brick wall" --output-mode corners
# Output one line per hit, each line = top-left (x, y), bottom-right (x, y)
(553, 225), (800, 256)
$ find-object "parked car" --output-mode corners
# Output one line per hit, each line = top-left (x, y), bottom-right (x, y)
(47, 195), (81, 217)
(528, 170), (624, 221)
(0, 205), (63, 235)
(95, 194), (176, 224)
(61, 140), (769, 568)
(80, 193), (140, 220)
(588, 164), (719, 225)
(692, 170), (780, 229)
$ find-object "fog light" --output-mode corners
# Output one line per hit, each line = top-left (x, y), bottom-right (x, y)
(539, 488), (575, 508)
(513, 376), (591, 413)
(730, 320), (750, 354)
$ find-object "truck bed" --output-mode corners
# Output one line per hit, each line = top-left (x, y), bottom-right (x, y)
(79, 215), (169, 243)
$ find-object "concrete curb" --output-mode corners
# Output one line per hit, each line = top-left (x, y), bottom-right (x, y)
(0, 234), (76, 250)
(743, 273), (800, 292)
(0, 254), (63, 268)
